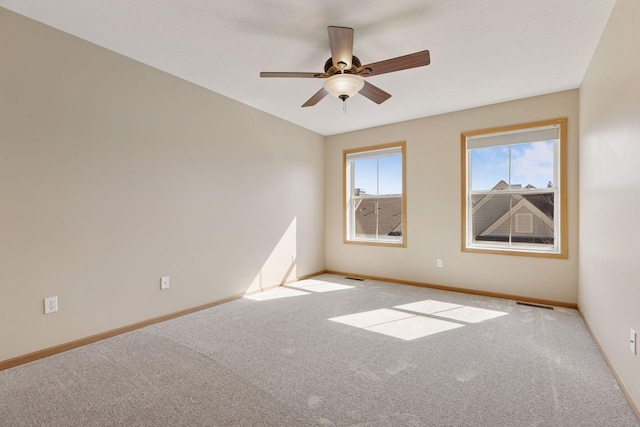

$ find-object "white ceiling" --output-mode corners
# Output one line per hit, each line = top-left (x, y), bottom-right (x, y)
(1, 0), (616, 136)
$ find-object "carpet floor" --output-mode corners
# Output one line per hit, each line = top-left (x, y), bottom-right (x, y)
(1, 274), (638, 426)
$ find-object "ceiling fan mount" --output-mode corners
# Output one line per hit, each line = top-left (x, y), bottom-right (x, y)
(323, 56), (362, 76)
(260, 26), (430, 107)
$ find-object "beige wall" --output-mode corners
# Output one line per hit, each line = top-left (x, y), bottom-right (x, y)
(326, 90), (579, 304)
(579, 0), (640, 408)
(6, 9), (636, 413)
(0, 9), (325, 361)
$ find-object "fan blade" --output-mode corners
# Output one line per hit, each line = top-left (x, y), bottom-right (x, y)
(359, 81), (391, 104)
(260, 72), (326, 78)
(302, 88), (329, 107)
(328, 26), (354, 70)
(359, 50), (430, 77)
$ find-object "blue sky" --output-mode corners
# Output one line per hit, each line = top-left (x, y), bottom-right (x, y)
(471, 141), (554, 190)
(354, 155), (402, 195)
(352, 141), (554, 195)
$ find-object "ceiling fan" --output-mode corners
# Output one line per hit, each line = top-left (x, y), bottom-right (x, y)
(260, 26), (431, 108)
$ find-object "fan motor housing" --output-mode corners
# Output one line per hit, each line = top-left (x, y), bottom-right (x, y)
(324, 56), (362, 75)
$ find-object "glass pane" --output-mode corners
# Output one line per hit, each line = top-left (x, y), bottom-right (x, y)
(472, 192), (555, 246)
(378, 154), (403, 195)
(472, 193), (512, 243)
(354, 197), (403, 241)
(470, 146), (510, 191)
(510, 141), (555, 189)
(511, 192), (555, 245)
(354, 198), (378, 240)
(353, 158), (378, 196)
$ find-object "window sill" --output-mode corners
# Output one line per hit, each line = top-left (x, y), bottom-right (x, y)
(462, 245), (567, 259)
(345, 239), (406, 248)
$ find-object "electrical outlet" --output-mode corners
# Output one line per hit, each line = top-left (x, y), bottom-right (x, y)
(437, 259), (443, 268)
(44, 296), (58, 314)
(161, 276), (170, 290)
(631, 329), (636, 355)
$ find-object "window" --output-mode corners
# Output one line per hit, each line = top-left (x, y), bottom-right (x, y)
(461, 118), (567, 258)
(344, 142), (406, 247)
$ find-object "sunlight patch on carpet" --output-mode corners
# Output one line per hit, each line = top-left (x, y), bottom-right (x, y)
(395, 299), (508, 323)
(245, 288), (310, 301)
(331, 300), (508, 340)
(394, 300), (463, 315)
(433, 305), (508, 323)
(366, 316), (464, 340)
(287, 280), (354, 293)
(329, 309), (414, 329)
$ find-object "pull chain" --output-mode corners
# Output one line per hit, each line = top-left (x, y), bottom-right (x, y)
(339, 94), (349, 114)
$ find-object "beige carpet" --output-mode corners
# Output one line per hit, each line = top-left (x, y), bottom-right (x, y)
(1, 274), (638, 426)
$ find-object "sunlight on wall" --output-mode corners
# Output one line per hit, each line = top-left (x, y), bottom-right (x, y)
(248, 217), (297, 293)
(330, 299), (508, 341)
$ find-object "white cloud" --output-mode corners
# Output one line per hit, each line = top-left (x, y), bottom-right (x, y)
(510, 141), (554, 188)
(470, 141), (555, 190)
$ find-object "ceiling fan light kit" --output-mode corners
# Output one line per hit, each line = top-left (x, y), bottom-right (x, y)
(260, 26), (430, 109)
(324, 74), (364, 101)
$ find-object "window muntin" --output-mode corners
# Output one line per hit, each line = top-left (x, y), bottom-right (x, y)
(462, 119), (567, 258)
(344, 142), (406, 246)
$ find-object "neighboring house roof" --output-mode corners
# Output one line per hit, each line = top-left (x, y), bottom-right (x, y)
(472, 181), (554, 244)
(354, 196), (402, 237)
(521, 193), (554, 219)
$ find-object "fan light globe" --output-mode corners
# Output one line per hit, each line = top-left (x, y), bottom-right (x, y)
(324, 74), (364, 100)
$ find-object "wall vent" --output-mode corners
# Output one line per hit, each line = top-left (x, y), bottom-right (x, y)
(345, 276), (364, 281)
(516, 301), (554, 310)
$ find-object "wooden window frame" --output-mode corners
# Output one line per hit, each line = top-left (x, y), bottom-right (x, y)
(461, 118), (568, 258)
(344, 142), (407, 247)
